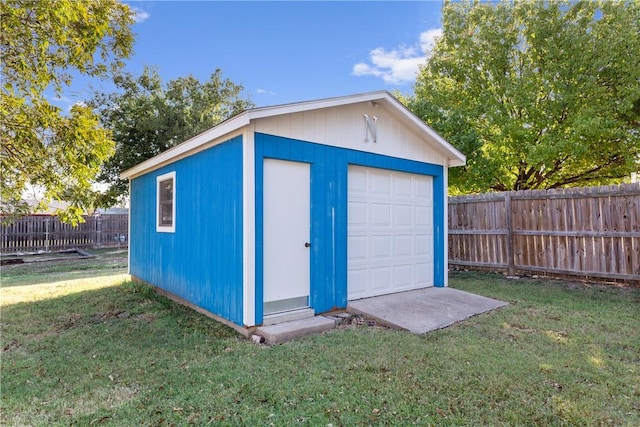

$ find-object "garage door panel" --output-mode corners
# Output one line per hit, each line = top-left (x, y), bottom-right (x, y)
(371, 171), (392, 195)
(393, 264), (413, 287)
(371, 267), (391, 290)
(371, 203), (391, 226)
(348, 166), (434, 300)
(348, 167), (368, 192)
(394, 235), (413, 257)
(348, 201), (367, 226)
(372, 235), (392, 259)
(414, 262), (432, 284)
(414, 176), (432, 200)
(348, 269), (368, 297)
(394, 174), (412, 197)
(394, 205), (413, 226)
(414, 234), (431, 256)
(348, 236), (368, 260)
(415, 206), (431, 228)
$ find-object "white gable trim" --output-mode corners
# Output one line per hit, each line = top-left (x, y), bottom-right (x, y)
(121, 117), (251, 179)
(120, 91), (466, 179)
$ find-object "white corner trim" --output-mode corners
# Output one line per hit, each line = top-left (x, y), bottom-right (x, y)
(242, 128), (256, 327)
(156, 171), (176, 233)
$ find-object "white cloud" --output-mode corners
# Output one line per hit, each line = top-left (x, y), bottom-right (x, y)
(256, 88), (276, 96)
(49, 94), (74, 103)
(47, 93), (76, 112)
(131, 7), (150, 23)
(419, 29), (442, 53)
(46, 94), (89, 112)
(353, 28), (442, 85)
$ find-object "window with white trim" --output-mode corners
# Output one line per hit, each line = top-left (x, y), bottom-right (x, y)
(156, 171), (176, 232)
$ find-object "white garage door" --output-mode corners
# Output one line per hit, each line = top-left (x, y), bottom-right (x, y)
(348, 166), (434, 300)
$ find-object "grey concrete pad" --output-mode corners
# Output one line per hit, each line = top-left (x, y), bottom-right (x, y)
(347, 287), (508, 334)
(256, 315), (336, 345)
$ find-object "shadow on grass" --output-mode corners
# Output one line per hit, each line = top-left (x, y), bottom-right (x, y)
(2, 272), (639, 426)
(1, 250), (128, 288)
(2, 280), (238, 345)
(1, 280), (241, 425)
(1, 268), (129, 288)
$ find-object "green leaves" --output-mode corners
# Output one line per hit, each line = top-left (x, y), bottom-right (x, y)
(412, 0), (640, 193)
(0, 0), (135, 222)
(91, 67), (254, 204)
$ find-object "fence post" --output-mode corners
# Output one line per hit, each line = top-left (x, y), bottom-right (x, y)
(504, 193), (515, 275)
(45, 217), (50, 253)
(96, 214), (102, 248)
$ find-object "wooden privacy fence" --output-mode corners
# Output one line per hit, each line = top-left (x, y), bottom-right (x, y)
(1, 214), (128, 253)
(448, 184), (640, 283)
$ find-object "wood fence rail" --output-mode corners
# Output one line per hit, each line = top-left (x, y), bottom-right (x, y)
(448, 183), (640, 283)
(1, 214), (128, 254)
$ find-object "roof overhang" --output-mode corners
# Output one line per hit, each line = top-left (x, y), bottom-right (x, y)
(120, 91), (466, 179)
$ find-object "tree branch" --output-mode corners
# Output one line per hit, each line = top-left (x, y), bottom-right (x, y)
(548, 155), (626, 188)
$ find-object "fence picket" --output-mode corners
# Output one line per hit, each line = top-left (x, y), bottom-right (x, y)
(1, 214), (128, 253)
(449, 184), (640, 283)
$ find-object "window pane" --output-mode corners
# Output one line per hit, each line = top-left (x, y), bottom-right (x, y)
(159, 202), (173, 226)
(159, 179), (173, 203)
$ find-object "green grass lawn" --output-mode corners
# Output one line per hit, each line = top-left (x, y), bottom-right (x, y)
(1, 247), (128, 288)
(1, 255), (639, 426)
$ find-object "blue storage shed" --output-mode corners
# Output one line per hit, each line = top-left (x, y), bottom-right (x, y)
(121, 91), (466, 335)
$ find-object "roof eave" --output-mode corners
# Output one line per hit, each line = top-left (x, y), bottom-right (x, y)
(120, 90), (466, 179)
(119, 112), (251, 179)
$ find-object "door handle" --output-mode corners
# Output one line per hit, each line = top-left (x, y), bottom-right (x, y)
(305, 242), (311, 248)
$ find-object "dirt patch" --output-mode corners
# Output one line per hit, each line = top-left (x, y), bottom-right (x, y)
(2, 339), (22, 354)
(0, 249), (95, 266)
(327, 313), (390, 332)
(91, 311), (130, 323)
(59, 313), (83, 330)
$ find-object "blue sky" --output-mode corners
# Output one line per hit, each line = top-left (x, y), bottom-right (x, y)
(51, 1), (444, 110)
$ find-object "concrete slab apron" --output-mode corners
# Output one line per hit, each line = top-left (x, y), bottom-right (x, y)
(347, 287), (508, 334)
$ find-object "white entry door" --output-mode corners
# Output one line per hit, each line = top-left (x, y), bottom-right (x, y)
(263, 159), (311, 315)
(348, 166), (434, 300)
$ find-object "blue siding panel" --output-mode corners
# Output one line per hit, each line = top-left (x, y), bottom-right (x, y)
(130, 136), (244, 325)
(255, 133), (445, 324)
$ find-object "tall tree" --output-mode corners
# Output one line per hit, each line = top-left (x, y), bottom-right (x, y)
(410, 0), (640, 193)
(0, 0), (135, 222)
(91, 67), (254, 204)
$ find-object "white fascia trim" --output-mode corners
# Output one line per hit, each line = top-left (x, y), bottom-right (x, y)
(248, 91), (391, 119)
(416, 120), (466, 166)
(382, 95), (467, 167)
(250, 91), (466, 166)
(121, 90), (466, 179)
(120, 93), (386, 179)
(121, 114), (251, 179)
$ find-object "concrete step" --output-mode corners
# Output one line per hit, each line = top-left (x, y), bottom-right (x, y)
(256, 316), (336, 345)
(262, 308), (315, 326)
